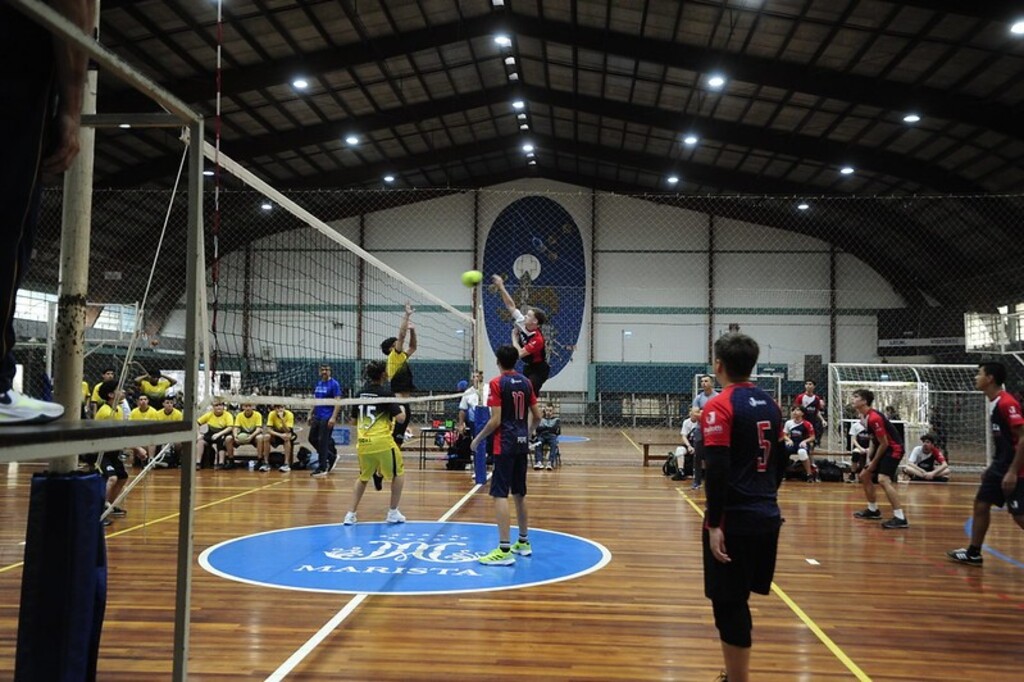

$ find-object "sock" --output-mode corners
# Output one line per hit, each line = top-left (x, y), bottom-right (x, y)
(968, 544), (981, 557)
(499, 542), (511, 552)
(893, 509), (905, 520)
(518, 534), (528, 544)
(868, 502), (878, 512)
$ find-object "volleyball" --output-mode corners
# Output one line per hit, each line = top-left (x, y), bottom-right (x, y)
(460, 270), (483, 287)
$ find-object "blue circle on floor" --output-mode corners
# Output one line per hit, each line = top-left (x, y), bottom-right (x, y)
(199, 521), (611, 595)
(558, 435), (590, 443)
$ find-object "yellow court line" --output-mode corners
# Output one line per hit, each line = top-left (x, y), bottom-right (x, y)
(619, 430), (643, 453)
(676, 489), (872, 682)
(0, 480), (288, 574)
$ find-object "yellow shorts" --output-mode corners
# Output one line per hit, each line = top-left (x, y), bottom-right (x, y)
(358, 445), (404, 482)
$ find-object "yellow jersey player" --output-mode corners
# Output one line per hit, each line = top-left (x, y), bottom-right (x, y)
(343, 361), (407, 525)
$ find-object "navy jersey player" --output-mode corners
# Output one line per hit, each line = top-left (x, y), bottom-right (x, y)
(851, 388), (908, 528)
(948, 363), (1024, 565)
(471, 345), (541, 566)
(700, 333), (786, 682)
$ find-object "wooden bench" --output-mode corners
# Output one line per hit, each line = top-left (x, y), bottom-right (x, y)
(641, 442), (680, 467)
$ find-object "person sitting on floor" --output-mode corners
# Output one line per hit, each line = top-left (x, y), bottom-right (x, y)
(902, 433), (950, 482)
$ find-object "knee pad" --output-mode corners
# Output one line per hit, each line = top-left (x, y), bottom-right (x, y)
(797, 448), (809, 461)
(712, 600), (752, 648)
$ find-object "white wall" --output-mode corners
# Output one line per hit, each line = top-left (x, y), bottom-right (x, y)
(167, 180), (904, 389)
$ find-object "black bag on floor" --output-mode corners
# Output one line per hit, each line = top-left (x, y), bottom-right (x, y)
(816, 458), (846, 483)
(446, 433), (473, 470)
(662, 453), (678, 476)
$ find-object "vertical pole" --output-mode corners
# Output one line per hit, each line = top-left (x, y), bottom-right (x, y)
(829, 244), (837, 364)
(471, 191), (480, 370)
(356, 214), (365, 364)
(241, 241), (252, 363)
(706, 213), (715, 365)
(589, 189), (596, 366)
(51, 61), (98, 473)
(172, 119), (204, 682)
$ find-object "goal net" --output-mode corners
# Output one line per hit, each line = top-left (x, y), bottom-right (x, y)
(827, 363), (989, 469)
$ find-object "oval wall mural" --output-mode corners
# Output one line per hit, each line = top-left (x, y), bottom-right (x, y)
(481, 196), (586, 381)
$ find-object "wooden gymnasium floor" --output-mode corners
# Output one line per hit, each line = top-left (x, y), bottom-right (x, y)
(1, 426), (1022, 681)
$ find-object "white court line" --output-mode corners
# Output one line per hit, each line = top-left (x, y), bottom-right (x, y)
(265, 472), (491, 681)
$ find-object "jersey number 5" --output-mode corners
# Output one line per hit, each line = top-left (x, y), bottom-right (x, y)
(756, 420), (773, 472)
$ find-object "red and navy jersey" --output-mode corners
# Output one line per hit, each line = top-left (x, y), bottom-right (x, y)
(787, 419), (815, 444)
(701, 383), (784, 525)
(794, 392), (824, 424)
(990, 390), (1024, 476)
(517, 327), (546, 367)
(864, 409), (904, 459)
(486, 370), (537, 455)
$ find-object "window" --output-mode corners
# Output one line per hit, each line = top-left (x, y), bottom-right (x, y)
(13, 289), (57, 323)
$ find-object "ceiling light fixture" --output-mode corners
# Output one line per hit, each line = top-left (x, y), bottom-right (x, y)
(345, 135), (359, 145)
(261, 203), (273, 211)
(797, 203), (810, 211)
(492, 0), (505, 6)
(203, 170), (215, 177)
(508, 72), (519, 81)
(119, 123), (131, 129)
(494, 34), (512, 47)
(683, 134), (699, 146)
(840, 166), (855, 175)
(517, 113), (527, 121)
(1011, 19), (1024, 35)
(292, 78), (309, 90)
(504, 57), (516, 66)
(667, 175), (679, 185)
(383, 175), (395, 183)
(528, 159), (537, 166)
(522, 143), (535, 153)
(512, 100), (525, 110)
(520, 123), (529, 130)
(707, 74), (726, 89)
(902, 113), (921, 123)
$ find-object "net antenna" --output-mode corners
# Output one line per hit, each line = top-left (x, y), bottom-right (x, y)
(965, 310), (1024, 367)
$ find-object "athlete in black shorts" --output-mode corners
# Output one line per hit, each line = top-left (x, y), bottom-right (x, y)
(948, 363), (1024, 565)
(700, 333), (787, 681)
(851, 388), (909, 529)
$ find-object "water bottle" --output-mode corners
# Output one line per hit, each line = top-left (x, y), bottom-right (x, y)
(248, 460), (255, 471)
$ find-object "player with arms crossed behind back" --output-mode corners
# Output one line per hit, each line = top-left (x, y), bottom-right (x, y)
(700, 333), (786, 682)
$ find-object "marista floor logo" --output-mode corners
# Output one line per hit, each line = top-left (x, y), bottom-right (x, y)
(199, 521), (611, 595)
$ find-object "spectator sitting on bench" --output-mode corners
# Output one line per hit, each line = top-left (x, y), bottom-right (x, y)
(265, 404), (297, 472)
(848, 418), (870, 483)
(784, 406), (818, 483)
(197, 399), (235, 470)
(234, 402), (269, 470)
(533, 403), (561, 470)
(674, 407), (701, 481)
(902, 433), (950, 482)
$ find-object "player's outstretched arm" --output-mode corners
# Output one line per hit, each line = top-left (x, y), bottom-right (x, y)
(395, 302), (413, 353)
(491, 275), (518, 314)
